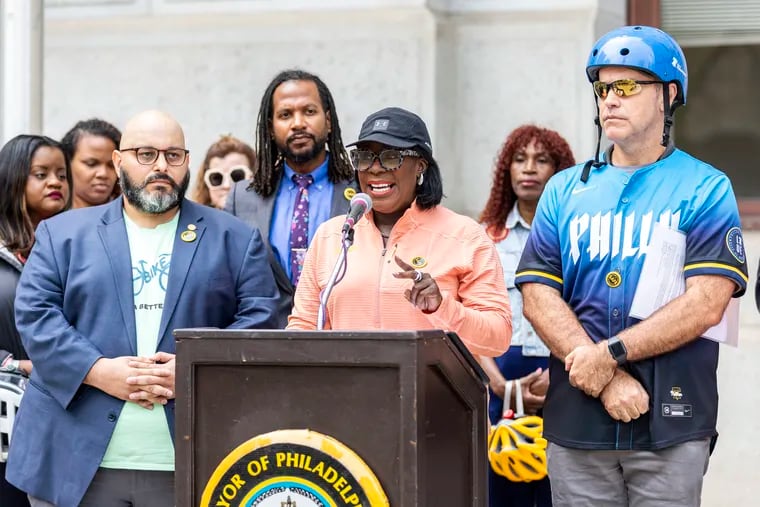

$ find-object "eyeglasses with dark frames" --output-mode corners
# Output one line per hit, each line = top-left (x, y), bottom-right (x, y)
(121, 147), (189, 166)
(350, 149), (421, 172)
(592, 79), (664, 99)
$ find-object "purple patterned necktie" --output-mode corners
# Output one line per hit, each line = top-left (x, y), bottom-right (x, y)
(290, 173), (314, 286)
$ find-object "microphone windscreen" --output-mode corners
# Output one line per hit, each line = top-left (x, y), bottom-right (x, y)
(350, 193), (372, 214)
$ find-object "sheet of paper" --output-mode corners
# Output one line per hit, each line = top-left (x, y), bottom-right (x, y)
(630, 222), (686, 313)
(629, 222), (739, 347)
(719, 298), (740, 347)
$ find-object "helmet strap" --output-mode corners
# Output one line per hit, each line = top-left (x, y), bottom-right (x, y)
(514, 378), (525, 418)
(581, 103), (605, 183)
(661, 83), (674, 147)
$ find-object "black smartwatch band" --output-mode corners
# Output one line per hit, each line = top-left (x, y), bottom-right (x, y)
(607, 335), (627, 366)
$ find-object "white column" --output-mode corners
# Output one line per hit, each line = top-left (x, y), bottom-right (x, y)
(1, 0), (43, 145)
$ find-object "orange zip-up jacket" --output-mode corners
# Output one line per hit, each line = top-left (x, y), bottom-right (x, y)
(287, 203), (511, 357)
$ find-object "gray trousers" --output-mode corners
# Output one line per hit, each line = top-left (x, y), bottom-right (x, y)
(547, 438), (711, 507)
(29, 468), (173, 507)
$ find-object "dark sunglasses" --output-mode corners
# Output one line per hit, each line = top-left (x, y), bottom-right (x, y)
(350, 149), (421, 172)
(203, 165), (252, 188)
(592, 79), (663, 99)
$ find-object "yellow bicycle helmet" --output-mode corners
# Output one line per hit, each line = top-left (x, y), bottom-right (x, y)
(488, 378), (548, 482)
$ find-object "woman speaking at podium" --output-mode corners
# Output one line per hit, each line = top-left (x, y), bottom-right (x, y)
(287, 107), (511, 358)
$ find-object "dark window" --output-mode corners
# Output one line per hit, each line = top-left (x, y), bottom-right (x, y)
(675, 45), (760, 227)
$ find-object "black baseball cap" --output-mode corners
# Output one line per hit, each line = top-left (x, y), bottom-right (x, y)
(347, 107), (434, 159)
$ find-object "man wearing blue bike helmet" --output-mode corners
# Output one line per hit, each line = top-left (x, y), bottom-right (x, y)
(515, 26), (748, 506)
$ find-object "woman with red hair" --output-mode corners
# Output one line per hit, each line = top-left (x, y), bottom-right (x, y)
(479, 125), (575, 507)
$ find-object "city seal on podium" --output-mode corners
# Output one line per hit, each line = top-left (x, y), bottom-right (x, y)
(201, 429), (389, 507)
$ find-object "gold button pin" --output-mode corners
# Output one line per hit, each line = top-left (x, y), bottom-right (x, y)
(411, 256), (427, 269)
(344, 187), (356, 201)
(187, 224), (197, 231)
(605, 271), (621, 288)
(180, 230), (197, 242)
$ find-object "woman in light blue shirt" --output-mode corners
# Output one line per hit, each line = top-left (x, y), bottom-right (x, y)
(479, 125), (575, 507)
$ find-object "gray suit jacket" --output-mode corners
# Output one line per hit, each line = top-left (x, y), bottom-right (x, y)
(225, 176), (357, 327)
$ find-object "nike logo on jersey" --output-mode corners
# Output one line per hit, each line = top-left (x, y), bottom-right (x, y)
(571, 185), (597, 195)
(569, 209), (681, 263)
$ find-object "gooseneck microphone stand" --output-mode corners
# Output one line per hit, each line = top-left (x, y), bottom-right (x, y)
(317, 228), (354, 330)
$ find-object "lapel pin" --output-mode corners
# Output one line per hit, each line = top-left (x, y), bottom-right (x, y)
(411, 256), (427, 269)
(344, 188), (356, 201)
(181, 230), (197, 242)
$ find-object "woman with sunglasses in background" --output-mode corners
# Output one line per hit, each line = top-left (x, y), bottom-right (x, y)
(192, 134), (255, 209)
(287, 107), (511, 359)
(0, 135), (71, 506)
(478, 125), (575, 507)
(61, 118), (121, 208)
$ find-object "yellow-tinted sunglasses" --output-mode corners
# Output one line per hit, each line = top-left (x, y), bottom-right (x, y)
(592, 79), (663, 99)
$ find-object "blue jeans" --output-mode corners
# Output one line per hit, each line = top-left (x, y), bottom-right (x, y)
(488, 466), (552, 507)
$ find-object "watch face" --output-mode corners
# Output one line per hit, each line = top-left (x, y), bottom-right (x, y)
(608, 337), (627, 364)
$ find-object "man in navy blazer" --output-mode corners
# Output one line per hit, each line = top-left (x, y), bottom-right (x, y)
(7, 110), (279, 507)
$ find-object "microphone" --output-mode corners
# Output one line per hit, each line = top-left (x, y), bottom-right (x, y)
(341, 193), (372, 234)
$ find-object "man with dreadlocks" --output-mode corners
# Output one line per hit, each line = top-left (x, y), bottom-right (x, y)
(225, 69), (356, 327)
(515, 26), (747, 506)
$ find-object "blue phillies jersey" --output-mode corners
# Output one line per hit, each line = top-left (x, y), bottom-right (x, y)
(515, 148), (748, 450)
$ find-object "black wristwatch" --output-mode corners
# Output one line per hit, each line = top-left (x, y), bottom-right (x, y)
(607, 336), (627, 366)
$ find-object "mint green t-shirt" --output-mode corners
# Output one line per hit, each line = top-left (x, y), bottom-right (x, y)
(100, 211), (179, 470)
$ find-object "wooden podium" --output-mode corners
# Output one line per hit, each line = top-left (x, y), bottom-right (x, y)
(174, 329), (489, 506)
